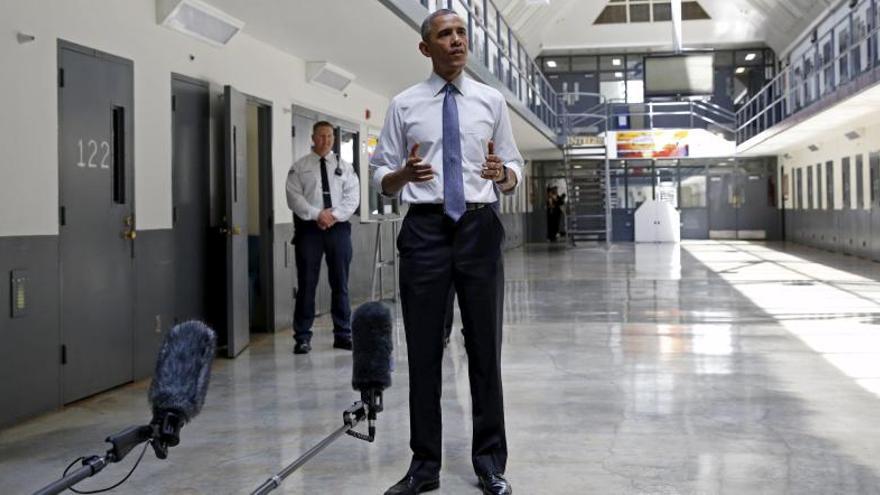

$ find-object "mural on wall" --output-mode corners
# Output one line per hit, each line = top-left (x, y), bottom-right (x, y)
(611, 129), (735, 159)
(616, 130), (691, 158)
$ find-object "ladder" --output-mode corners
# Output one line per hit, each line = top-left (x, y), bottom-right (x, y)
(563, 140), (611, 244)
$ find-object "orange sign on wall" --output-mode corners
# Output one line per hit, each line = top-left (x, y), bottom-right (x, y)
(616, 130), (690, 158)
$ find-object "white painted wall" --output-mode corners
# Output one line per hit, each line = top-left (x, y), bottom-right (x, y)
(0, 0), (389, 236)
(777, 116), (876, 211)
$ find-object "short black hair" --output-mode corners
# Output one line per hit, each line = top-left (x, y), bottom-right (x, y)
(421, 8), (459, 42)
(312, 121), (334, 134)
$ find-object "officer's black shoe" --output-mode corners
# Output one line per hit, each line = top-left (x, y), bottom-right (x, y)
(332, 336), (353, 350)
(293, 341), (311, 354)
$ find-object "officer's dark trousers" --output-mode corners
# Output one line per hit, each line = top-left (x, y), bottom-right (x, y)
(398, 205), (507, 478)
(292, 218), (352, 342)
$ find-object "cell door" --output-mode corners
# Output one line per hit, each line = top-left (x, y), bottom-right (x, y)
(221, 86), (250, 357)
(708, 172), (737, 238)
(58, 42), (135, 402)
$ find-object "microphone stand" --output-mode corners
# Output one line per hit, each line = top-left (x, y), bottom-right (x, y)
(33, 413), (183, 495)
(251, 391), (383, 495)
(33, 425), (153, 495)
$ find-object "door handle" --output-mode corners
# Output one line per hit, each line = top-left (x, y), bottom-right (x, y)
(121, 215), (137, 240)
(219, 225), (242, 237)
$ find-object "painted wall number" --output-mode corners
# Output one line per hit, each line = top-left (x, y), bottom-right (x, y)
(77, 139), (111, 169)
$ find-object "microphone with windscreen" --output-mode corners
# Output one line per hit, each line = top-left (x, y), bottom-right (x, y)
(251, 301), (394, 495)
(33, 321), (216, 495)
(351, 301), (393, 441)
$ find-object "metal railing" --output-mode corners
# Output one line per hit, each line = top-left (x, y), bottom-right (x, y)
(737, 0), (880, 144)
(420, 0), (563, 131)
(558, 95), (736, 139)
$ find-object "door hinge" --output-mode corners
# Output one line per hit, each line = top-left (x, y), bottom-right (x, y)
(59, 206), (66, 226)
(61, 345), (67, 365)
(172, 206), (178, 226)
(58, 68), (65, 88)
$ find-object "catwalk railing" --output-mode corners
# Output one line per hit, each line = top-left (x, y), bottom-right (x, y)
(737, 0), (880, 144)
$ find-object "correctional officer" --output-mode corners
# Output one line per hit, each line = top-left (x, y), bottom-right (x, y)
(286, 121), (360, 354)
(370, 9), (522, 495)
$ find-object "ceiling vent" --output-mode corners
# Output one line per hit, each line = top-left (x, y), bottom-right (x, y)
(307, 62), (356, 93)
(157, 0), (244, 47)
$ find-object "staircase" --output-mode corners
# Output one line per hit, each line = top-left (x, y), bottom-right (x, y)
(563, 140), (610, 243)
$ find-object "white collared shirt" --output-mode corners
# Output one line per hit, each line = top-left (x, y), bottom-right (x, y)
(370, 72), (523, 204)
(286, 151), (360, 222)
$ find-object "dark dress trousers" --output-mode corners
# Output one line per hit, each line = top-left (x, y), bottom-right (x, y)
(292, 217), (352, 342)
(398, 204), (507, 478)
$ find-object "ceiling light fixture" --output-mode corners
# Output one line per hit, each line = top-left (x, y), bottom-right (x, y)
(157, 0), (243, 46)
(744, 53), (757, 61)
(735, 67), (746, 74)
(546, 60), (557, 68)
(614, 71), (623, 78)
(612, 58), (622, 66)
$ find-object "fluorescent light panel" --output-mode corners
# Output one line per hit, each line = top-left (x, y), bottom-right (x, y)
(157, 0), (244, 47)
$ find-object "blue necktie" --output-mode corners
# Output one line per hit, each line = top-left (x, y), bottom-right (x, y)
(442, 83), (466, 222)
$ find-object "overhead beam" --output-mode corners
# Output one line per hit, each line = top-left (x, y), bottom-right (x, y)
(671, 0), (683, 53)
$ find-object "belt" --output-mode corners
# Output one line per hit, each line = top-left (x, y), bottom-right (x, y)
(408, 203), (490, 214)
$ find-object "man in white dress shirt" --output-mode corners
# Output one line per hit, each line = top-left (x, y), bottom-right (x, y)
(370, 9), (521, 495)
(286, 121), (360, 354)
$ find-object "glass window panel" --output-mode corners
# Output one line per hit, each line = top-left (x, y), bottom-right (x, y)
(595, 5), (627, 24)
(653, 3), (672, 21)
(630, 4), (650, 22)
(601, 55), (625, 71)
(627, 161), (654, 208)
(682, 1), (710, 20)
(679, 168), (707, 208)
(571, 56), (597, 71)
(714, 51), (734, 66)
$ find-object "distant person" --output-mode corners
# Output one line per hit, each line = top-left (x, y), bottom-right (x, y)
(286, 121), (360, 355)
(546, 185), (560, 241)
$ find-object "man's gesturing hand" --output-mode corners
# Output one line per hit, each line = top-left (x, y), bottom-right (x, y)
(480, 140), (506, 183)
(402, 143), (435, 183)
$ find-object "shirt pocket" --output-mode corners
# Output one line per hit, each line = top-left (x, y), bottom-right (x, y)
(461, 125), (492, 167)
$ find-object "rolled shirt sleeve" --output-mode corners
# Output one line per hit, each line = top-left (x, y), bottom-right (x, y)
(492, 95), (524, 195)
(370, 98), (405, 197)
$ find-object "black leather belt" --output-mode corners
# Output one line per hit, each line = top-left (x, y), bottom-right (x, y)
(408, 203), (490, 214)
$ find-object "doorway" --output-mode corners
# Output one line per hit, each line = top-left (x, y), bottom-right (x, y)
(171, 75), (210, 324)
(246, 100), (275, 333)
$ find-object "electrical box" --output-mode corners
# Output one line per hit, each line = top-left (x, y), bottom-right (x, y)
(10, 270), (27, 318)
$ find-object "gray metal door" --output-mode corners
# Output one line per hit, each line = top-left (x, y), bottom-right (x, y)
(870, 152), (880, 261)
(738, 172), (772, 238)
(222, 86), (250, 357)
(708, 173), (737, 235)
(172, 77), (210, 322)
(58, 42), (134, 402)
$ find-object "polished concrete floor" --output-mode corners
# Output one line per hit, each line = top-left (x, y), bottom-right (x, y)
(5, 241), (880, 494)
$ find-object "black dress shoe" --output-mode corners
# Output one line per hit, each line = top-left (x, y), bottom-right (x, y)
(293, 341), (311, 354)
(333, 336), (352, 350)
(384, 475), (440, 494)
(477, 473), (512, 495)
